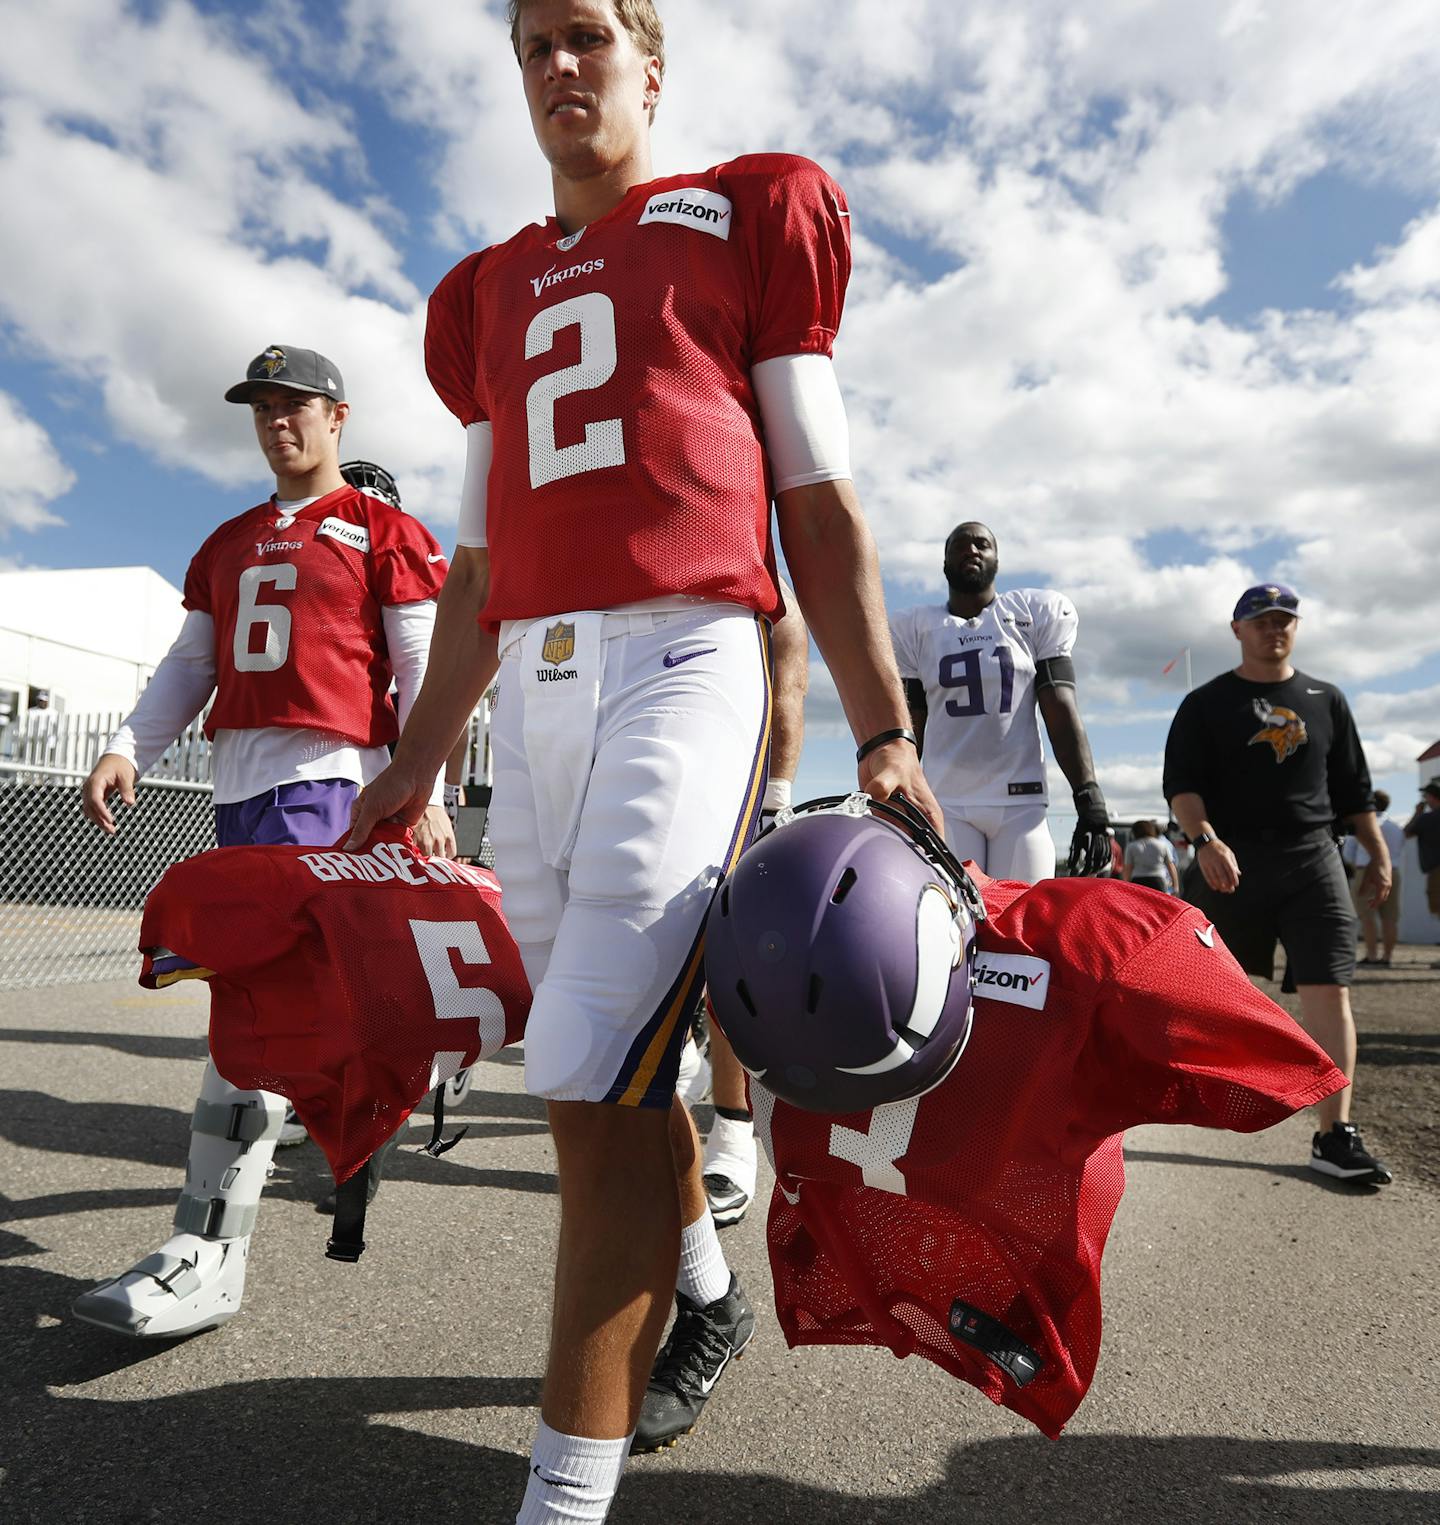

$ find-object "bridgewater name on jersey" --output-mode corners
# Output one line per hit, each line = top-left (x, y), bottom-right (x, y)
(426, 154), (850, 628)
(890, 590), (1077, 806)
(139, 827), (530, 1184)
(183, 484), (448, 745)
(755, 872), (1346, 1438)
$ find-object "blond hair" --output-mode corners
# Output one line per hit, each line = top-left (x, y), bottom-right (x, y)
(507, 0), (665, 118)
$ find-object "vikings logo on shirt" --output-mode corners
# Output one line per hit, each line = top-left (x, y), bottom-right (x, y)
(258, 346), (287, 377)
(1248, 698), (1308, 763)
(541, 621), (576, 666)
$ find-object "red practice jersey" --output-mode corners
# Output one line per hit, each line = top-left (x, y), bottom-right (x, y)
(757, 873), (1346, 1439)
(183, 484), (447, 744)
(426, 154), (851, 627)
(139, 828), (530, 1183)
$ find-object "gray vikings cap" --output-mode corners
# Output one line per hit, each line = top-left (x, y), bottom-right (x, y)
(225, 344), (345, 404)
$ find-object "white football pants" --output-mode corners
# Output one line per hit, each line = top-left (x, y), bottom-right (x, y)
(942, 802), (1055, 883)
(489, 603), (771, 1108)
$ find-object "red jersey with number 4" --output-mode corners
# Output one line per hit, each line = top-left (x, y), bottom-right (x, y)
(758, 873), (1346, 1439)
(183, 484), (447, 743)
(426, 154), (850, 628)
(138, 827), (530, 1183)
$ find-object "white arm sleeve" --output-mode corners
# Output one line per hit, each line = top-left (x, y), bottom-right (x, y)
(103, 610), (218, 776)
(456, 421), (493, 549)
(751, 354), (852, 492)
(382, 600), (445, 806)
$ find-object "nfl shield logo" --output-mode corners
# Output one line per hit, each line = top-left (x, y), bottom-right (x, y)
(541, 621), (575, 665)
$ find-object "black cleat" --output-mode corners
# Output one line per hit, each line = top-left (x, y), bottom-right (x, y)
(633, 1274), (755, 1452)
(1309, 1122), (1392, 1185)
(703, 1172), (751, 1228)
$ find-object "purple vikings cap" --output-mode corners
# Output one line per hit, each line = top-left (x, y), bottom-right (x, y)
(1233, 583), (1300, 621)
(704, 794), (983, 1114)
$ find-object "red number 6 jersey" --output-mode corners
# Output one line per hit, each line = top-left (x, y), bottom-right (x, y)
(183, 484), (448, 744)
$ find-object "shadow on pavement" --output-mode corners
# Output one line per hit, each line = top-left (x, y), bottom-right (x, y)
(0, 1089), (557, 1199)
(0, 1027), (210, 1061)
(2, 1264), (1435, 1523)
(2, 1187), (179, 1227)
(1357, 1031), (1440, 1066)
(1122, 1149), (1388, 1193)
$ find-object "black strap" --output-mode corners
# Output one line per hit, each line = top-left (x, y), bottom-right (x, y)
(326, 1170), (370, 1263)
(422, 1083), (469, 1159)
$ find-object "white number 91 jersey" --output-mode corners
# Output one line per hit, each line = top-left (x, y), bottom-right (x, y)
(889, 588), (1077, 809)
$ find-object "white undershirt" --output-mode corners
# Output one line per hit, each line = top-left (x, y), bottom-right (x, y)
(104, 493), (442, 806)
(452, 352), (853, 550)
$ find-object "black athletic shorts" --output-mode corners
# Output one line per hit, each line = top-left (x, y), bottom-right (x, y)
(1181, 829), (1356, 986)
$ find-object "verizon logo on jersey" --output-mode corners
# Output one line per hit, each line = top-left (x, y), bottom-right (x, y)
(971, 951), (1051, 1010)
(638, 187), (733, 239)
(317, 516), (370, 553)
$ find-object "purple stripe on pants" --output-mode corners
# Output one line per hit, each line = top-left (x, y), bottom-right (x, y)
(214, 778), (360, 849)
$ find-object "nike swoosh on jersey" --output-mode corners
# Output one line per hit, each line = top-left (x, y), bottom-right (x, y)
(428, 553), (446, 563)
(1195, 923), (1216, 948)
(663, 647), (718, 668)
(1305, 687), (1324, 694)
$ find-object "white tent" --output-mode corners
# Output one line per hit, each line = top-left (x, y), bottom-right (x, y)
(0, 566), (184, 720)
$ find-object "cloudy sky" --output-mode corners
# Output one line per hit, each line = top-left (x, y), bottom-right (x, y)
(2, 0), (1437, 825)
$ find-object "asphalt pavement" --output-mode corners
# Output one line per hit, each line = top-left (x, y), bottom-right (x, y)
(1, 973), (1437, 1524)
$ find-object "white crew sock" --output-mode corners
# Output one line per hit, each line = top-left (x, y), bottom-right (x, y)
(676, 1209), (731, 1308)
(515, 1419), (632, 1524)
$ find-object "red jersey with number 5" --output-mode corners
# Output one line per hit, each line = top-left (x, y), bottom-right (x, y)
(138, 827), (530, 1183)
(758, 873), (1346, 1438)
(183, 484), (447, 743)
(425, 154), (851, 628)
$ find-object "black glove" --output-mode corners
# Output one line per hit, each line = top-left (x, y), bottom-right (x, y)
(1067, 783), (1111, 877)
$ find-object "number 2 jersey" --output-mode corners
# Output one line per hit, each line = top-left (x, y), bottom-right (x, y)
(182, 484), (448, 745)
(138, 828), (531, 1185)
(890, 590), (1078, 807)
(425, 155), (851, 627)
(756, 871), (1345, 1438)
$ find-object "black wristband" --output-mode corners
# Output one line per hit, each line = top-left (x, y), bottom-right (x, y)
(856, 727), (918, 764)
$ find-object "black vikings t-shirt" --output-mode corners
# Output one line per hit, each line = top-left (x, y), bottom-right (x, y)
(1162, 669), (1373, 837)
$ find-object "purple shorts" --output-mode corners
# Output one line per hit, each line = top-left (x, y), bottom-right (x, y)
(214, 778), (360, 849)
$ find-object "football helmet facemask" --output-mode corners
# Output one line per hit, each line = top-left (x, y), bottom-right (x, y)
(704, 793), (984, 1114)
(340, 459), (402, 511)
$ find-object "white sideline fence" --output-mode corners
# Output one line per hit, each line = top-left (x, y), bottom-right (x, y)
(0, 707), (494, 991)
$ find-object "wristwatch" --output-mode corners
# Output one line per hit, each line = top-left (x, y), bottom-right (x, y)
(1192, 832), (1217, 851)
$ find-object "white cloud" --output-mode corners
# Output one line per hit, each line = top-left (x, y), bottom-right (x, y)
(0, 392), (74, 535)
(0, 0), (1437, 788)
(0, 0), (462, 523)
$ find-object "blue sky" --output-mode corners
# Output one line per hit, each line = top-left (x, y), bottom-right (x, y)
(2, 0), (1438, 825)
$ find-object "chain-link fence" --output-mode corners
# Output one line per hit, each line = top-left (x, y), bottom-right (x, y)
(0, 706), (496, 991)
(0, 714), (216, 990)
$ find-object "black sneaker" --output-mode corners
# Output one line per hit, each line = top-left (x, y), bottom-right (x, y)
(703, 1172), (751, 1228)
(1309, 1123), (1393, 1185)
(632, 1274), (755, 1452)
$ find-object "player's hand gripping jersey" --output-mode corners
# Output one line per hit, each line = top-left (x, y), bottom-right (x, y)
(139, 827), (530, 1185)
(890, 590), (1077, 805)
(757, 873), (1345, 1438)
(426, 155), (849, 625)
(184, 483), (448, 744)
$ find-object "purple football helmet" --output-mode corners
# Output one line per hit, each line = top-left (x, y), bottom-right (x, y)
(704, 793), (984, 1114)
